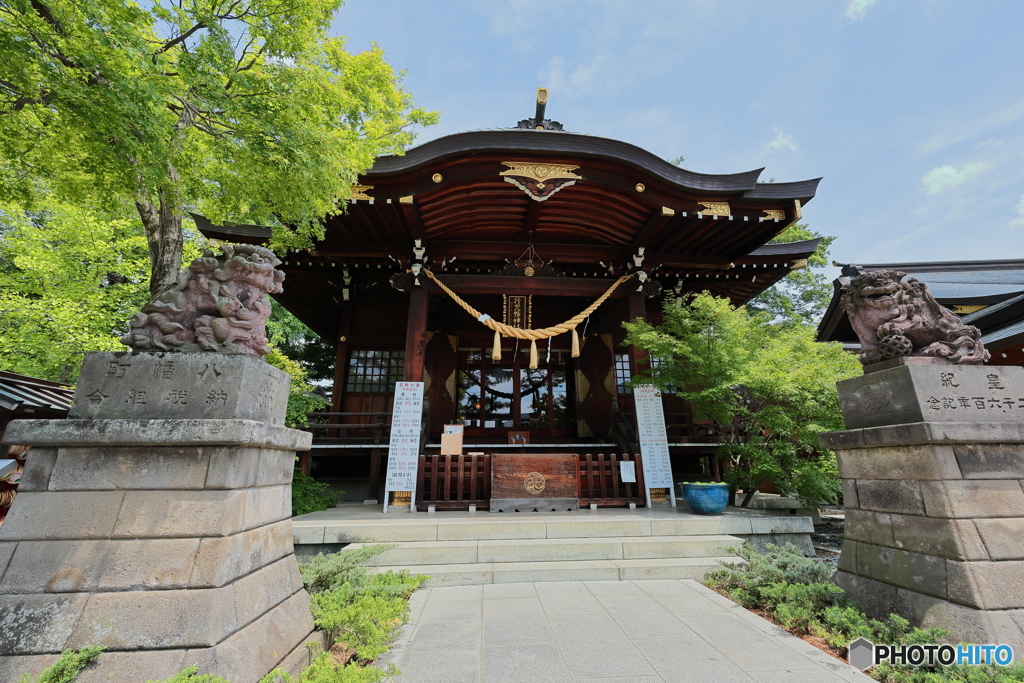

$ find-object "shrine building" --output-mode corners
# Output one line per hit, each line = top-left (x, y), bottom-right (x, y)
(196, 91), (822, 510)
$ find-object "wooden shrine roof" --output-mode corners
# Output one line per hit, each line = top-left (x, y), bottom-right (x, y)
(195, 128), (824, 343)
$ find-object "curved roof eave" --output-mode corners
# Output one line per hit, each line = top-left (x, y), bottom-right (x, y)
(367, 129), (816, 199)
(744, 178), (822, 201)
(748, 238), (821, 257)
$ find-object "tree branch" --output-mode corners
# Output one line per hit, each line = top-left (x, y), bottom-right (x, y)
(156, 22), (207, 53)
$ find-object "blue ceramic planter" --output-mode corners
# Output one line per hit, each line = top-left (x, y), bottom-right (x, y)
(677, 482), (730, 515)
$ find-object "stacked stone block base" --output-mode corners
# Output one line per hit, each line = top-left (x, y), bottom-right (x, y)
(823, 418), (1024, 651)
(0, 352), (318, 682)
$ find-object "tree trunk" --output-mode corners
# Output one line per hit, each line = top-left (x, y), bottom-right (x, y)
(134, 107), (193, 298)
(740, 482), (762, 508)
(134, 189), (183, 298)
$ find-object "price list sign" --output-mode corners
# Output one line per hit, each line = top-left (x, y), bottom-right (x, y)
(383, 382), (424, 510)
(634, 385), (674, 494)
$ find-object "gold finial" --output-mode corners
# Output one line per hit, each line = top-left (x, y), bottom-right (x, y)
(537, 87), (549, 104)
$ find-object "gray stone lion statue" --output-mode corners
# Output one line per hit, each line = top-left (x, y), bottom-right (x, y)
(840, 270), (989, 366)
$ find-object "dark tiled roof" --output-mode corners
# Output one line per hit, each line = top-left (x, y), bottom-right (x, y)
(0, 371), (74, 413)
(964, 292), (1024, 324)
(983, 318), (1024, 346)
(926, 283), (1024, 300)
(907, 270), (1024, 285)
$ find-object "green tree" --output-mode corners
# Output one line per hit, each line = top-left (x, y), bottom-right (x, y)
(0, 198), (152, 381)
(267, 300), (336, 384)
(0, 0), (437, 295)
(747, 224), (836, 326)
(624, 293), (860, 507)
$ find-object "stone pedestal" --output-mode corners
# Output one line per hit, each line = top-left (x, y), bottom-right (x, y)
(822, 360), (1024, 650)
(0, 352), (318, 683)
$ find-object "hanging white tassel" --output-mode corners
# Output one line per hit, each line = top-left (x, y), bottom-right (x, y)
(571, 329), (580, 358)
(492, 330), (502, 361)
(529, 339), (538, 369)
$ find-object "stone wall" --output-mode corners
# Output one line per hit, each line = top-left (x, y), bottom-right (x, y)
(823, 361), (1024, 650)
(0, 353), (318, 683)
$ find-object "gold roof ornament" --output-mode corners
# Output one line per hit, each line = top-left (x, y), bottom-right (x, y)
(697, 201), (730, 217)
(349, 185), (373, 201)
(763, 209), (786, 221)
(500, 162), (582, 202)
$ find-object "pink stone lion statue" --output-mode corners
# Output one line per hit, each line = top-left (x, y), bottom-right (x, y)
(840, 270), (989, 366)
(122, 243), (284, 357)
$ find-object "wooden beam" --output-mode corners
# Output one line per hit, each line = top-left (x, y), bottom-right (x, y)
(627, 291), (649, 377)
(523, 199), (541, 240)
(404, 285), (429, 382)
(431, 274), (632, 298)
(309, 240), (733, 270)
(399, 197), (425, 240)
(626, 207), (676, 252)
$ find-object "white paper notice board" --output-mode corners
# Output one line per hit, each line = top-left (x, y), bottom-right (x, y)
(383, 381), (424, 512)
(633, 384), (676, 507)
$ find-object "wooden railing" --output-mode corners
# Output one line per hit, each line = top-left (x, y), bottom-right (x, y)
(416, 454), (491, 511)
(415, 452), (647, 510)
(578, 452), (646, 507)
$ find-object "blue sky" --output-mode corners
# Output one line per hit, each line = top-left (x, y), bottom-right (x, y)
(332, 1), (1024, 277)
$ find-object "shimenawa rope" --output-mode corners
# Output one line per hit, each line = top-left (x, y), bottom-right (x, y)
(422, 269), (632, 367)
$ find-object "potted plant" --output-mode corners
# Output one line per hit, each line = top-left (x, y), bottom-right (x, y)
(677, 481), (730, 515)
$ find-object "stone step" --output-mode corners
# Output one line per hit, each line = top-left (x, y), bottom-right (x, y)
(293, 512), (813, 544)
(372, 556), (743, 587)
(347, 535), (744, 566)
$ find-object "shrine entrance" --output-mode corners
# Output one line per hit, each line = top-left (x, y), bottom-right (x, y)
(455, 342), (572, 439)
(196, 90), (824, 510)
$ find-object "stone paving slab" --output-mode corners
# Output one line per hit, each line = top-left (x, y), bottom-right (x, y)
(379, 579), (874, 683)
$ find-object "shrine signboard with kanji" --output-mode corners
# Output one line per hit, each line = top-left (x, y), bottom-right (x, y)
(633, 384), (676, 507)
(383, 381), (425, 512)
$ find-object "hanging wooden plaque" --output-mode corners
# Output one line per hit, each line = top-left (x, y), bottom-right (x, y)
(502, 295), (532, 330)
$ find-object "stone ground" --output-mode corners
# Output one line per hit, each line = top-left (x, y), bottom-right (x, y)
(377, 579), (873, 683)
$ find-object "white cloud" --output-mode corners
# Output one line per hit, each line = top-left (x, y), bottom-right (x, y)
(920, 162), (991, 195)
(762, 128), (799, 153)
(918, 97), (1024, 155)
(1011, 195), (1024, 228)
(845, 0), (881, 21)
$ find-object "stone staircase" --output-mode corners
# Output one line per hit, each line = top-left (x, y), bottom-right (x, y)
(352, 533), (743, 586)
(292, 504), (816, 587)
(330, 514), (758, 587)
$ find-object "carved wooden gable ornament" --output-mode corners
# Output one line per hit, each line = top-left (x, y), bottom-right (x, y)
(500, 161), (581, 201)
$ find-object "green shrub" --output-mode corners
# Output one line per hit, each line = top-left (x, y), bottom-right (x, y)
(149, 667), (229, 682)
(701, 544), (1024, 683)
(300, 545), (426, 656)
(262, 652), (394, 683)
(299, 544), (396, 594)
(292, 470), (337, 516)
(704, 542), (834, 609)
(760, 581), (843, 632)
(19, 648), (103, 683)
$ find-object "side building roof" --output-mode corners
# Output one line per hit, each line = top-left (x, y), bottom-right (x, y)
(817, 259), (1024, 355)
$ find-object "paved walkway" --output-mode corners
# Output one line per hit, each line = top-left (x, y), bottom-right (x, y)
(378, 579), (872, 683)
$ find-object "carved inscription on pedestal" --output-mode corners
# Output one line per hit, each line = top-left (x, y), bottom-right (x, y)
(838, 364), (1024, 430)
(70, 352), (289, 425)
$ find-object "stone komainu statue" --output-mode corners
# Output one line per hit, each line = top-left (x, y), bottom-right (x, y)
(840, 270), (989, 366)
(122, 243), (284, 357)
